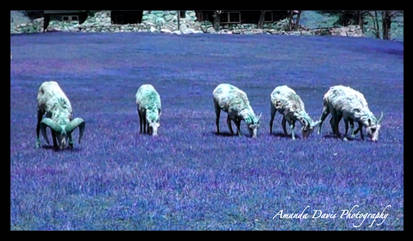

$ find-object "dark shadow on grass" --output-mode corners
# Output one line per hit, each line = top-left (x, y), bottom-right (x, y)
(212, 131), (255, 138)
(41, 145), (81, 152)
(41, 145), (56, 150)
(322, 133), (365, 142)
(213, 131), (238, 137)
(270, 131), (300, 139)
(322, 133), (340, 139)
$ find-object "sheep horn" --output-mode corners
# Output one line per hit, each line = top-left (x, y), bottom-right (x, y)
(377, 112), (383, 124)
(65, 118), (85, 144)
(40, 118), (62, 145)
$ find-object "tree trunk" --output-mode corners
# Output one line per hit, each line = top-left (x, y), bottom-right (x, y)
(258, 10), (265, 29)
(177, 10), (180, 31)
(374, 11), (380, 39)
(358, 10), (364, 33)
(213, 11), (221, 31)
(288, 10), (293, 31)
(382, 10), (392, 40)
(43, 15), (50, 32)
(294, 10), (301, 30)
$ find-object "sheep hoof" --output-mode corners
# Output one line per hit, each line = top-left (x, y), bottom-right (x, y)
(343, 137), (349, 142)
(35, 140), (41, 148)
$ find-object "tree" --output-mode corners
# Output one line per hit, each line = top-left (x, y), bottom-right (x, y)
(294, 10), (302, 30)
(288, 10), (301, 30)
(258, 10), (266, 29)
(356, 10), (368, 33)
(366, 11), (381, 38)
(382, 11), (391, 40)
(177, 10), (180, 31)
(213, 10), (222, 31)
(320, 10), (366, 29)
(381, 10), (402, 40)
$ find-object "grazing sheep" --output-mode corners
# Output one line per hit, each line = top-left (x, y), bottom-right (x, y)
(318, 85), (383, 141)
(36, 81), (85, 149)
(136, 84), (161, 136)
(213, 83), (261, 138)
(269, 85), (320, 140)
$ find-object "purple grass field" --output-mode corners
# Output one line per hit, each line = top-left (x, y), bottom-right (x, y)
(10, 32), (403, 230)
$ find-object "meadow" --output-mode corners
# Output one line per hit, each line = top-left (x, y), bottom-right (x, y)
(10, 32), (403, 230)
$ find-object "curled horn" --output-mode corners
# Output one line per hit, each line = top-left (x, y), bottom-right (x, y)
(377, 112), (383, 124)
(40, 118), (62, 145)
(65, 118), (85, 144)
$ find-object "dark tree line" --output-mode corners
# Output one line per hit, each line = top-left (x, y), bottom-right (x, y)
(321, 10), (403, 40)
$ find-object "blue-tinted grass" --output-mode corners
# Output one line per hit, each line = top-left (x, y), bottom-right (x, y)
(10, 32), (403, 230)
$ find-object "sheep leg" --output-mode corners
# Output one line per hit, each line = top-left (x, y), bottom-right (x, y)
(330, 112), (343, 138)
(143, 112), (147, 134)
(349, 119), (355, 139)
(282, 116), (288, 136)
(227, 116), (234, 135)
(357, 122), (364, 140)
(236, 119), (241, 136)
(215, 103), (221, 134)
(343, 119), (349, 141)
(36, 108), (44, 148)
(290, 120), (296, 140)
(138, 107), (142, 134)
(51, 130), (58, 149)
(68, 133), (73, 149)
(334, 112), (343, 138)
(329, 110), (337, 135)
(318, 105), (330, 135)
(269, 104), (276, 134)
(353, 121), (362, 135)
(330, 110), (342, 137)
(329, 116), (336, 134)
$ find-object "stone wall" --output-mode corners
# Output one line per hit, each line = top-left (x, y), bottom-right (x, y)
(10, 10), (364, 38)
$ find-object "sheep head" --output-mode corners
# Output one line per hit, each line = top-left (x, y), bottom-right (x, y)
(296, 111), (320, 139)
(146, 110), (160, 136)
(245, 112), (261, 138)
(40, 117), (85, 149)
(364, 112), (383, 142)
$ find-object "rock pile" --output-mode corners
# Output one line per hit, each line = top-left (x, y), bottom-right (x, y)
(141, 10), (202, 34)
(11, 17), (43, 34)
(329, 25), (363, 37)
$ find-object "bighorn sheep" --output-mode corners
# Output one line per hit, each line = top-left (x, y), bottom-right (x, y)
(318, 85), (383, 142)
(136, 84), (161, 136)
(213, 83), (261, 138)
(269, 85), (320, 140)
(36, 81), (85, 149)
